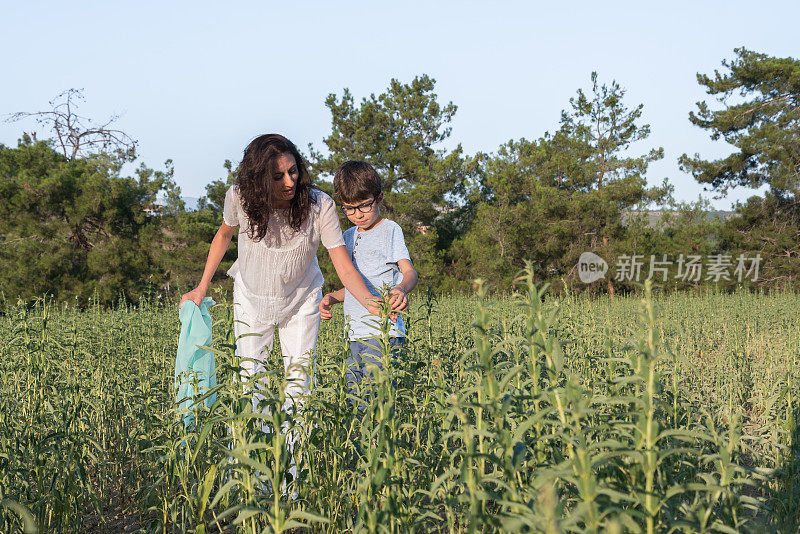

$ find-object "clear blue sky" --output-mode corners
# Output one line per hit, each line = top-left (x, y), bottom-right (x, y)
(2, 1), (797, 209)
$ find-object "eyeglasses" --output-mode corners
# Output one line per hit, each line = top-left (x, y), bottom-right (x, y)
(340, 199), (376, 215)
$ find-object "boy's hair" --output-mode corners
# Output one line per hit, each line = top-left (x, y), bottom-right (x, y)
(333, 161), (382, 204)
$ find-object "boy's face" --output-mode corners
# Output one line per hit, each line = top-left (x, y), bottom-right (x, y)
(341, 195), (382, 231)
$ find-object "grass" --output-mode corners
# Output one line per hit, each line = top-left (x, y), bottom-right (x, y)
(1, 268), (799, 532)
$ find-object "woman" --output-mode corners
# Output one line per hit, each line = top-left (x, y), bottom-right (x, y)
(179, 133), (385, 414)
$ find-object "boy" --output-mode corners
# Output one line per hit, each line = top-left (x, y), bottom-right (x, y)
(319, 161), (418, 398)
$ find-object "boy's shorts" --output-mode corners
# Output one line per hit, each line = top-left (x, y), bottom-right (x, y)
(345, 337), (404, 395)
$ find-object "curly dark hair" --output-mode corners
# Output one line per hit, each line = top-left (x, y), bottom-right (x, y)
(236, 134), (316, 242)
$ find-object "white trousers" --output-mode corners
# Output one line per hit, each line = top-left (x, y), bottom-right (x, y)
(233, 282), (322, 416)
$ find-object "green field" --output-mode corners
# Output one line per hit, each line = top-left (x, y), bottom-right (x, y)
(2, 274), (800, 533)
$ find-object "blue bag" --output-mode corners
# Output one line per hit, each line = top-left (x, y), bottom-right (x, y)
(176, 297), (217, 427)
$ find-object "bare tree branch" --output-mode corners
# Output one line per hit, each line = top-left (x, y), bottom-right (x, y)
(5, 89), (137, 160)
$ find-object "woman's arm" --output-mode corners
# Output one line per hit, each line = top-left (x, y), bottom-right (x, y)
(327, 245), (381, 316)
(179, 222), (236, 308)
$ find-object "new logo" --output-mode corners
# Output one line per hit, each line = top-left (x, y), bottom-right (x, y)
(577, 252), (608, 283)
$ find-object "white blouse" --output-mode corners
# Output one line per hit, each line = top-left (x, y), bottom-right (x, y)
(223, 186), (344, 322)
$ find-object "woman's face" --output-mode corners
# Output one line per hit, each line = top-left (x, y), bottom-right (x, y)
(271, 152), (299, 208)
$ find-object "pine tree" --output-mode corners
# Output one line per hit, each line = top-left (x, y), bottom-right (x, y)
(679, 48), (800, 199)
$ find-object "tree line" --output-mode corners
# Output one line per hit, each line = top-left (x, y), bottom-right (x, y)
(1, 48), (798, 304)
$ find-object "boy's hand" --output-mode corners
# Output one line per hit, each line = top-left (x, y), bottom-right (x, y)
(319, 293), (335, 320)
(388, 287), (408, 312)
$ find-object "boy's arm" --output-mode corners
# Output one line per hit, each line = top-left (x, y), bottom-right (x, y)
(319, 287), (346, 320)
(395, 259), (418, 294)
(327, 288), (346, 303)
(389, 259), (418, 311)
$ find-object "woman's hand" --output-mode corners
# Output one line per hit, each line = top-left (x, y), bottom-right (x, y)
(327, 246), (382, 316)
(179, 287), (206, 309)
(179, 222), (235, 310)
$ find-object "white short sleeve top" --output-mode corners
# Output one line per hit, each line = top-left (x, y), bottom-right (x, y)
(223, 186), (344, 322)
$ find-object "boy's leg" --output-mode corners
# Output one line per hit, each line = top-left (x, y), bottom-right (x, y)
(355, 338), (384, 375)
(346, 341), (366, 394)
(357, 337), (404, 377)
(351, 337), (404, 405)
(389, 336), (405, 362)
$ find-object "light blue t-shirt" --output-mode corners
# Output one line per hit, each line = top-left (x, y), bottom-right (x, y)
(342, 219), (411, 340)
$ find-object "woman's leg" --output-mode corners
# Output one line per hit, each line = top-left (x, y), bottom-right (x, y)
(233, 284), (276, 414)
(277, 288), (322, 415)
(276, 289), (322, 493)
